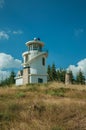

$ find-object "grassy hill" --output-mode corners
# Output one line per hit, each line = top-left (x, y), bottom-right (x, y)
(0, 82), (86, 130)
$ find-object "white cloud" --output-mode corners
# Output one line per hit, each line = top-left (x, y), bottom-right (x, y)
(0, 53), (22, 69)
(0, 70), (10, 81)
(0, 0), (4, 8)
(0, 29), (23, 40)
(0, 31), (9, 40)
(74, 28), (84, 37)
(0, 53), (22, 81)
(13, 30), (23, 34)
(67, 58), (86, 77)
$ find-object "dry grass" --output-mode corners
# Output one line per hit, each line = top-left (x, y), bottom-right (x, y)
(0, 82), (86, 130)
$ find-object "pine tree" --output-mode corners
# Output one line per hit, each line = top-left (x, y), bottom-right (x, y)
(76, 70), (85, 84)
(9, 71), (16, 84)
(60, 69), (66, 83)
(0, 71), (16, 86)
(47, 65), (52, 81)
(51, 64), (57, 81)
(69, 70), (74, 84)
(57, 69), (61, 82)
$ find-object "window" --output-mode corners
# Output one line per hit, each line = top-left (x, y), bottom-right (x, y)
(33, 44), (38, 50)
(29, 45), (33, 51)
(38, 78), (43, 83)
(28, 67), (30, 74)
(42, 57), (45, 66)
(39, 45), (42, 51)
(25, 55), (28, 62)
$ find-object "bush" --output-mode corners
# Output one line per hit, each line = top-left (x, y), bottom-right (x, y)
(52, 126), (64, 130)
(45, 88), (67, 97)
(45, 87), (70, 97)
(16, 92), (26, 98)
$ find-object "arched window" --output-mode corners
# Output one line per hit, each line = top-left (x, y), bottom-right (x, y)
(42, 57), (45, 66)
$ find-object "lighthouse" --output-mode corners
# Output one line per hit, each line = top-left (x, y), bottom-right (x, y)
(15, 38), (48, 85)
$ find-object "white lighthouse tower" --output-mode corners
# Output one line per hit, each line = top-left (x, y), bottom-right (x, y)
(15, 38), (48, 85)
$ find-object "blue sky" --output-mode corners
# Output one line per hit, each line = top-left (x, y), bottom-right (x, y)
(0, 0), (86, 78)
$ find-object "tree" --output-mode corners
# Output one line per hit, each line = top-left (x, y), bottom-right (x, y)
(60, 69), (66, 83)
(69, 70), (74, 84)
(76, 70), (85, 85)
(57, 69), (61, 82)
(47, 65), (52, 81)
(9, 71), (16, 84)
(0, 71), (16, 86)
(51, 64), (57, 81)
(57, 68), (66, 83)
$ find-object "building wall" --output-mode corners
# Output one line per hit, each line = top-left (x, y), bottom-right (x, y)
(30, 75), (47, 83)
(16, 77), (23, 86)
(29, 50), (38, 60)
(30, 55), (47, 75)
(29, 54), (47, 83)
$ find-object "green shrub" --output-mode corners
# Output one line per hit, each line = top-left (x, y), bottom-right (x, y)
(52, 126), (64, 130)
(45, 88), (68, 97)
(16, 92), (26, 98)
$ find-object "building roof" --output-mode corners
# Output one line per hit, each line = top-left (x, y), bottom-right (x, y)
(25, 38), (44, 47)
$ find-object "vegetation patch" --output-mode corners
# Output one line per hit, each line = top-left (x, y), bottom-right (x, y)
(27, 85), (39, 92)
(16, 92), (26, 98)
(52, 126), (64, 130)
(0, 82), (86, 130)
(45, 87), (69, 97)
(0, 112), (11, 122)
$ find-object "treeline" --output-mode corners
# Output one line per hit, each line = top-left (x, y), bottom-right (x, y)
(47, 63), (86, 85)
(0, 64), (85, 86)
(0, 71), (15, 86)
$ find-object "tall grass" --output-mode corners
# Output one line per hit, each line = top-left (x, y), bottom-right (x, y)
(0, 82), (86, 130)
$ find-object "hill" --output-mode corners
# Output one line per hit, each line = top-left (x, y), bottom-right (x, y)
(0, 82), (86, 130)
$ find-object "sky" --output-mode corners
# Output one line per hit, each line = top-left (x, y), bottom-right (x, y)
(0, 0), (86, 79)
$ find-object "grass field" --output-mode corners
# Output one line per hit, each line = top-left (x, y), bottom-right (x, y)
(0, 82), (86, 130)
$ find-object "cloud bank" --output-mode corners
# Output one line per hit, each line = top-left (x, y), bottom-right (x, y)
(0, 53), (21, 69)
(0, 70), (10, 81)
(0, 53), (22, 81)
(67, 58), (86, 77)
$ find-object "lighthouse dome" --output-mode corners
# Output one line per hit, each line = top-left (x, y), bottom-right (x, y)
(25, 38), (44, 52)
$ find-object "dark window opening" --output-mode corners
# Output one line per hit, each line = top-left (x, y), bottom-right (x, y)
(38, 78), (43, 83)
(42, 57), (45, 66)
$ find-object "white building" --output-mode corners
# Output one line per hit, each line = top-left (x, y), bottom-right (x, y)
(15, 38), (48, 85)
